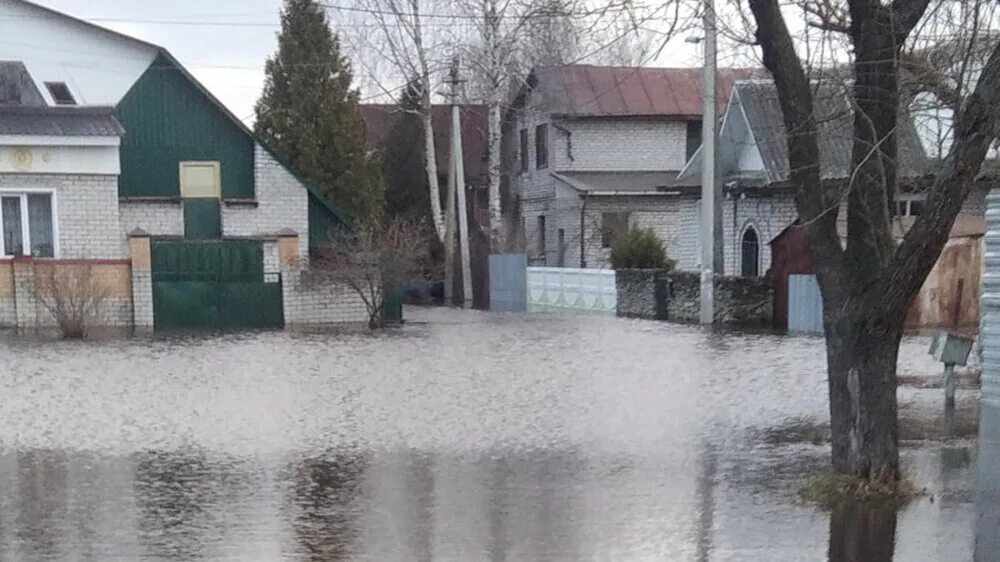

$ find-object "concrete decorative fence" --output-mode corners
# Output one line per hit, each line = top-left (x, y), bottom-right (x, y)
(615, 269), (773, 325)
(527, 267), (616, 314)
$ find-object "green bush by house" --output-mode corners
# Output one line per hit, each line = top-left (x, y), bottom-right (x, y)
(610, 228), (675, 270)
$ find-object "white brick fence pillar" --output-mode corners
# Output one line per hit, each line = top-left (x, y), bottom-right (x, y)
(11, 257), (37, 329)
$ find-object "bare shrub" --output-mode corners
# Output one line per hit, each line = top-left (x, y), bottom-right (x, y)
(34, 264), (111, 338)
(316, 218), (431, 329)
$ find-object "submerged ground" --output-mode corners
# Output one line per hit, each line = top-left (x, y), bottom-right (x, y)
(0, 308), (981, 560)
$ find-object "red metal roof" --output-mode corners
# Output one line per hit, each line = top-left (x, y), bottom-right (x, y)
(360, 104), (489, 184)
(528, 65), (767, 118)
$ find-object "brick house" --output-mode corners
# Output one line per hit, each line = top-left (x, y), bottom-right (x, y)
(505, 65), (761, 269)
(0, 0), (366, 330)
(507, 68), (964, 279)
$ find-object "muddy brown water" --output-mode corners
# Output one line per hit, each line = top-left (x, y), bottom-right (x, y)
(0, 308), (982, 560)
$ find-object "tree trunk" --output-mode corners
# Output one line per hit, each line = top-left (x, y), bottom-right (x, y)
(487, 100), (503, 250)
(421, 109), (446, 243)
(825, 306), (902, 479)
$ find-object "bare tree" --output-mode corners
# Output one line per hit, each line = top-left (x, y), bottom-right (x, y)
(318, 218), (431, 329)
(745, 0), (1000, 483)
(34, 263), (111, 338)
(340, 0), (450, 243)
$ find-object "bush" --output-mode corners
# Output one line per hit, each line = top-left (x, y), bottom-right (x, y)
(610, 228), (675, 270)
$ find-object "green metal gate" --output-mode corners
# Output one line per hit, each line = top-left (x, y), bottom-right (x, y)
(151, 240), (284, 330)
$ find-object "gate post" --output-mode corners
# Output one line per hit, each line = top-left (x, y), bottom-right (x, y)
(129, 228), (154, 331)
(277, 229), (300, 326)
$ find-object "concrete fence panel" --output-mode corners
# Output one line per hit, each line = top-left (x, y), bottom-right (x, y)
(527, 266), (616, 314)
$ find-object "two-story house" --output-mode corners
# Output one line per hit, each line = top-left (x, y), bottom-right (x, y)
(506, 65), (760, 269)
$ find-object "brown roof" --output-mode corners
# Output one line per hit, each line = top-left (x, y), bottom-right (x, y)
(521, 65), (767, 118)
(360, 104), (489, 184)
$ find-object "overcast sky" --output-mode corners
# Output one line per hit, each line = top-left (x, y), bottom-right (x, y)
(33, 0), (705, 126)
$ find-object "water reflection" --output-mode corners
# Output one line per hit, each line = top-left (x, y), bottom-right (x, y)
(14, 450), (69, 560)
(828, 503), (897, 562)
(0, 308), (984, 560)
(286, 451), (365, 561)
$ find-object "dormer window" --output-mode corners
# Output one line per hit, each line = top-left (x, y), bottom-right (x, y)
(44, 82), (76, 105)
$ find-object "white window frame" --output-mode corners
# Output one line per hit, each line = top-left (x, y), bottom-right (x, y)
(0, 188), (60, 259)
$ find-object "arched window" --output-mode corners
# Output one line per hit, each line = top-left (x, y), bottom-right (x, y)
(741, 226), (760, 277)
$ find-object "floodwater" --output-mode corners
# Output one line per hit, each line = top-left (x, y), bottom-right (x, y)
(0, 308), (983, 561)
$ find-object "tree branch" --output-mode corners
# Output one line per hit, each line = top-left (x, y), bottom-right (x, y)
(749, 0), (846, 294)
(884, 39), (1000, 316)
(891, 0), (931, 44)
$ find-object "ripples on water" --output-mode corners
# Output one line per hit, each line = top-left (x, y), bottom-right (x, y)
(0, 308), (979, 560)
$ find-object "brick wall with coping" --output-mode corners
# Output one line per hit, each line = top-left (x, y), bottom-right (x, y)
(281, 268), (369, 325)
(0, 259), (133, 329)
(0, 173), (125, 259)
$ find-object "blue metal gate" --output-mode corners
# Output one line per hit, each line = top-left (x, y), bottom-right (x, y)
(788, 274), (824, 335)
(489, 254), (527, 312)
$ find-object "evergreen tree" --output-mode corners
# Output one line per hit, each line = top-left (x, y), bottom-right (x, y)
(382, 80), (430, 222)
(255, 0), (383, 223)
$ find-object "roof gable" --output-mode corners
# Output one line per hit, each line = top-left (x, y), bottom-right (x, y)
(678, 80), (929, 186)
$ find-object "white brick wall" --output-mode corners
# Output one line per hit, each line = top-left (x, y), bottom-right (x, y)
(526, 192), (798, 275)
(0, 297), (13, 326)
(227, 144), (309, 261)
(281, 268), (369, 325)
(553, 120), (689, 171)
(120, 201), (184, 237)
(722, 194), (798, 275)
(0, 173), (125, 259)
(131, 269), (153, 329)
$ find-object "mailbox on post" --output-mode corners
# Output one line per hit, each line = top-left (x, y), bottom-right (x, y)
(929, 330), (974, 366)
(928, 330), (974, 415)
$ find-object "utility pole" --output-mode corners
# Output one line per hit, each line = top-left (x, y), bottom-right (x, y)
(699, 0), (720, 325)
(444, 121), (457, 304)
(447, 57), (473, 308)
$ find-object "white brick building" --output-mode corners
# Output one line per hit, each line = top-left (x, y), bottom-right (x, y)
(508, 70), (938, 278)
(507, 65), (766, 272)
(0, 0), (368, 331)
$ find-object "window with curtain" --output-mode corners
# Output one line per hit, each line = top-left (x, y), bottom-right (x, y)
(0, 192), (54, 257)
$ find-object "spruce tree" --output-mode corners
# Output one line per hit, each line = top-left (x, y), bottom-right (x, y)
(255, 0), (382, 223)
(382, 80), (430, 222)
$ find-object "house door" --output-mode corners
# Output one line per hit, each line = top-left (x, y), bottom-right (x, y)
(150, 240), (283, 330)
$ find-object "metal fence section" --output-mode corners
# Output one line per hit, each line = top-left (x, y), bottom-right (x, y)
(976, 190), (1000, 557)
(489, 254), (528, 312)
(787, 274), (823, 335)
(527, 267), (616, 314)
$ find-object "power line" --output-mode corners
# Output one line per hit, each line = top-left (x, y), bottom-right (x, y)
(320, 1), (661, 21)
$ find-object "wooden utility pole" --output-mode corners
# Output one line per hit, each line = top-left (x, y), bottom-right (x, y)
(446, 57), (473, 307)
